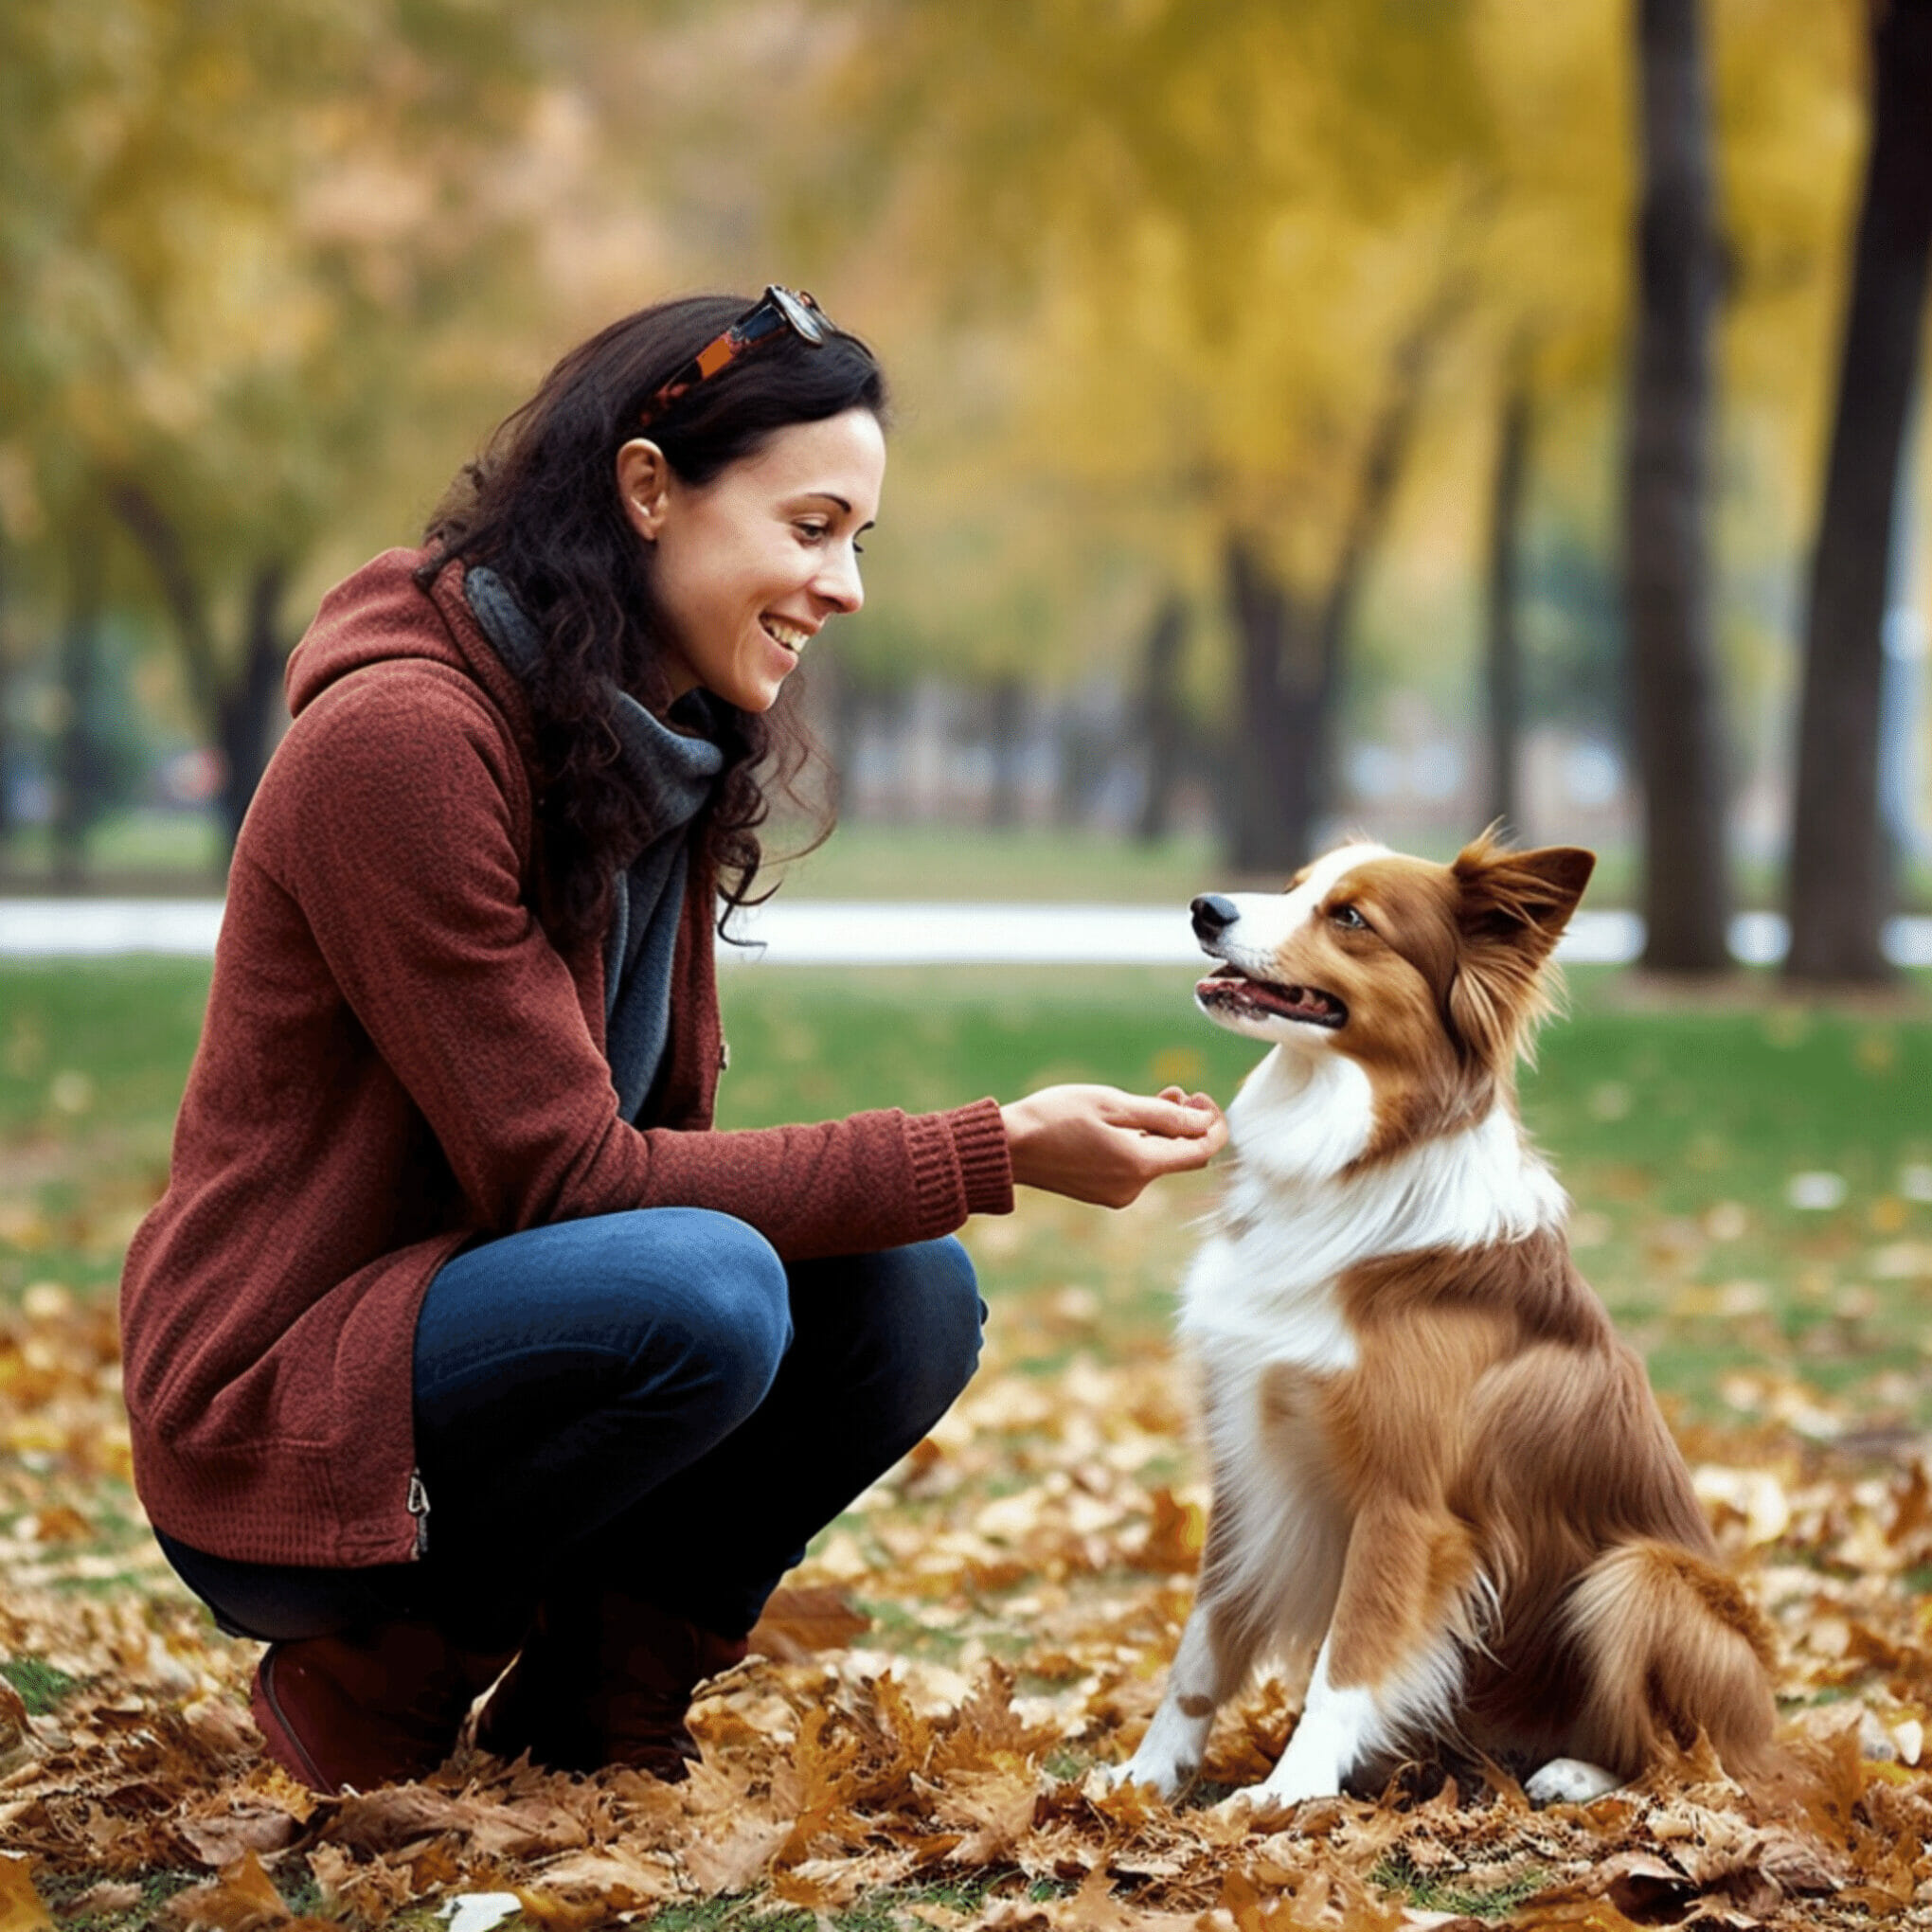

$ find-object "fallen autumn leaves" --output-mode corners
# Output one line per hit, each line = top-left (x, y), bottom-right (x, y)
(6, 1240), (1932, 1927)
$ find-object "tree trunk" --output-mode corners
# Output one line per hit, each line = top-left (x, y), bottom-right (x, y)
(802, 649), (862, 815)
(1135, 592), (1189, 843)
(1225, 292), (1452, 873)
(110, 480), (293, 865)
(1624, 0), (1731, 973)
(216, 558), (290, 849)
(985, 675), (1026, 827)
(51, 533), (105, 887)
(1485, 354), (1533, 836)
(1786, 0), (1932, 983)
(0, 537), (16, 854)
(1226, 538), (1323, 873)
(1054, 692), (1110, 828)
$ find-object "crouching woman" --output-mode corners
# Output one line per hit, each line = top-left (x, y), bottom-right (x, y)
(118, 289), (1225, 1795)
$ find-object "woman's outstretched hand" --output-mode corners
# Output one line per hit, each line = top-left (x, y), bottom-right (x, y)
(999, 1084), (1228, 1208)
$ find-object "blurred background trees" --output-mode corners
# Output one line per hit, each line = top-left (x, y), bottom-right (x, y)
(0, 0), (1924, 983)
(1786, 0), (1932, 982)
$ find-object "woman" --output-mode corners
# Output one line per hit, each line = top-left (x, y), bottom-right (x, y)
(119, 288), (1226, 1796)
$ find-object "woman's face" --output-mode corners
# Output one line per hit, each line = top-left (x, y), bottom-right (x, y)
(618, 406), (886, 712)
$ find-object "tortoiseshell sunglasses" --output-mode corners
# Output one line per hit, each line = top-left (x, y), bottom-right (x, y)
(639, 285), (836, 426)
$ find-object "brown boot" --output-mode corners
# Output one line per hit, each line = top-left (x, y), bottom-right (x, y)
(474, 1591), (747, 1779)
(250, 1623), (512, 1795)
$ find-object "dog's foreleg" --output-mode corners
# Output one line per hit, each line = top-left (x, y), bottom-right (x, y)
(1242, 1505), (1479, 1812)
(1102, 1592), (1255, 1799)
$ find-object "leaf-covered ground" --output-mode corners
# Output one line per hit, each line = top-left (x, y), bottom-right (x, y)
(4, 962), (1932, 1927)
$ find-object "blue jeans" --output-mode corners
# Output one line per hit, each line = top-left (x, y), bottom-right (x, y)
(159, 1211), (985, 1649)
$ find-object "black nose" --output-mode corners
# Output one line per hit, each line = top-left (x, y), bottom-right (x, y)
(1191, 894), (1239, 940)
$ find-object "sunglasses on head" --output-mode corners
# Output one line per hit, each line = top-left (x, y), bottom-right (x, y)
(639, 285), (837, 427)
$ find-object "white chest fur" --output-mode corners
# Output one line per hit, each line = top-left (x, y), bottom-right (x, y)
(1178, 1045), (1568, 1359)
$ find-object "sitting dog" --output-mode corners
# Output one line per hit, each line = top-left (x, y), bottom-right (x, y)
(1108, 833), (1774, 1811)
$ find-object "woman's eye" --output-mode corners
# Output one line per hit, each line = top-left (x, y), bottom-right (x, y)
(1332, 904), (1367, 930)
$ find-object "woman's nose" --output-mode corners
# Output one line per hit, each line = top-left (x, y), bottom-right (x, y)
(814, 545), (864, 615)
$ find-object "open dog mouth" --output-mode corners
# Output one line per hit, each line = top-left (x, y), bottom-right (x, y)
(1195, 963), (1348, 1029)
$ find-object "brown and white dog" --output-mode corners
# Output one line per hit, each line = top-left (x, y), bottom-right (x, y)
(1107, 833), (1775, 1812)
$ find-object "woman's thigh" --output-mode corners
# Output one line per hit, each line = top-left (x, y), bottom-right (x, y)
(615, 1234), (987, 1626)
(410, 1208), (795, 1543)
(414, 1207), (792, 1437)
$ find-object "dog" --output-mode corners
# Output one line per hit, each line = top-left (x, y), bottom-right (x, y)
(1106, 832), (1775, 1813)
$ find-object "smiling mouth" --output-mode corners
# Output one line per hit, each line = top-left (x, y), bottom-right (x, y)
(760, 616), (812, 653)
(1195, 963), (1348, 1029)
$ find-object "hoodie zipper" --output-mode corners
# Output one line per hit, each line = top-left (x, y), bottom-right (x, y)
(407, 1468), (431, 1558)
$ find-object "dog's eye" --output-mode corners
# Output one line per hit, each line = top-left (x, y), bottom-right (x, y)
(1330, 904), (1368, 931)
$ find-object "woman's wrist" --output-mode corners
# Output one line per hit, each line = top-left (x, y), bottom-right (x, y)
(998, 1095), (1046, 1191)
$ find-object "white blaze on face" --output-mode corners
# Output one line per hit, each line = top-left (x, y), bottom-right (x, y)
(1206, 844), (1391, 979)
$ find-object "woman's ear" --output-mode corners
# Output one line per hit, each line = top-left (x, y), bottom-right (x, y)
(616, 438), (673, 540)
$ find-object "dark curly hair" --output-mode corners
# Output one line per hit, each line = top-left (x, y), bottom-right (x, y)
(418, 294), (886, 943)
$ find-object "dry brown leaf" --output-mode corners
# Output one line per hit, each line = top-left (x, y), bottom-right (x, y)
(168, 1848), (290, 1930)
(1595, 1849), (1702, 1919)
(30, 1507), (89, 1544)
(903, 1902), (973, 1930)
(0, 1856), (55, 1932)
(935, 1767), (1042, 1866)
(1126, 1488), (1205, 1575)
(326, 1786), (589, 1862)
(499, 1886), (611, 1930)
(175, 1799), (300, 1868)
(1488, 1905), (1651, 1930)
(0, 1680), (36, 1780)
(749, 1583), (873, 1661)
(681, 1811), (794, 1894)
(532, 1845), (678, 1905)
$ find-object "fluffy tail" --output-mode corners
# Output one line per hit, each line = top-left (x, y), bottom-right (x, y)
(1565, 1540), (1776, 1779)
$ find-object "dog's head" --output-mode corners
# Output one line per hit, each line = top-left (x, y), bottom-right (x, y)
(1192, 832), (1594, 1140)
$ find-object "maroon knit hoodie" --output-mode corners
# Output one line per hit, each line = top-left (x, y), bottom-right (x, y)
(118, 550), (1013, 1568)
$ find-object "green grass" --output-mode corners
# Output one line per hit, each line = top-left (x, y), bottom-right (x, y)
(0, 1655), (81, 1713)
(634, 1878), (1015, 1930)
(1371, 1850), (1550, 1919)
(37, 1869), (196, 1932)
(0, 959), (210, 1298)
(0, 809), (225, 886)
(3, 957), (1930, 1424)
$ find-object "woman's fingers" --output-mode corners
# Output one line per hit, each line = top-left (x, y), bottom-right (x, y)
(1118, 1107), (1226, 1173)
(1000, 1083), (1227, 1205)
(1110, 1088), (1226, 1142)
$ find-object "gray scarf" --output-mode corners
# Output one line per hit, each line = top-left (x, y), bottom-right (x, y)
(465, 566), (724, 1122)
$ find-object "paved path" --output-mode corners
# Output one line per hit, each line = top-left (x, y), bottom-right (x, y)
(3, 898), (1930, 967)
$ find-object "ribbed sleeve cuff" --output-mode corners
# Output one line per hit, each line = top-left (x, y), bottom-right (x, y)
(903, 1097), (1014, 1237)
(949, 1096), (1014, 1217)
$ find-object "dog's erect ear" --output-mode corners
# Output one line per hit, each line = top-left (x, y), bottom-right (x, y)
(1452, 838), (1596, 957)
(1446, 836), (1596, 1065)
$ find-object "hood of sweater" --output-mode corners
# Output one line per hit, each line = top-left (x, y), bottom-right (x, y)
(285, 547), (536, 756)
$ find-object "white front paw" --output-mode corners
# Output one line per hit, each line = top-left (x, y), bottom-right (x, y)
(1207, 1783), (1305, 1831)
(1524, 1757), (1621, 1806)
(1253, 1761), (1338, 1809)
(1090, 1751), (1190, 1802)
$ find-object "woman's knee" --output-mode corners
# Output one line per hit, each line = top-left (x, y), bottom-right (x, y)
(649, 1210), (793, 1405)
(863, 1236), (986, 1418)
